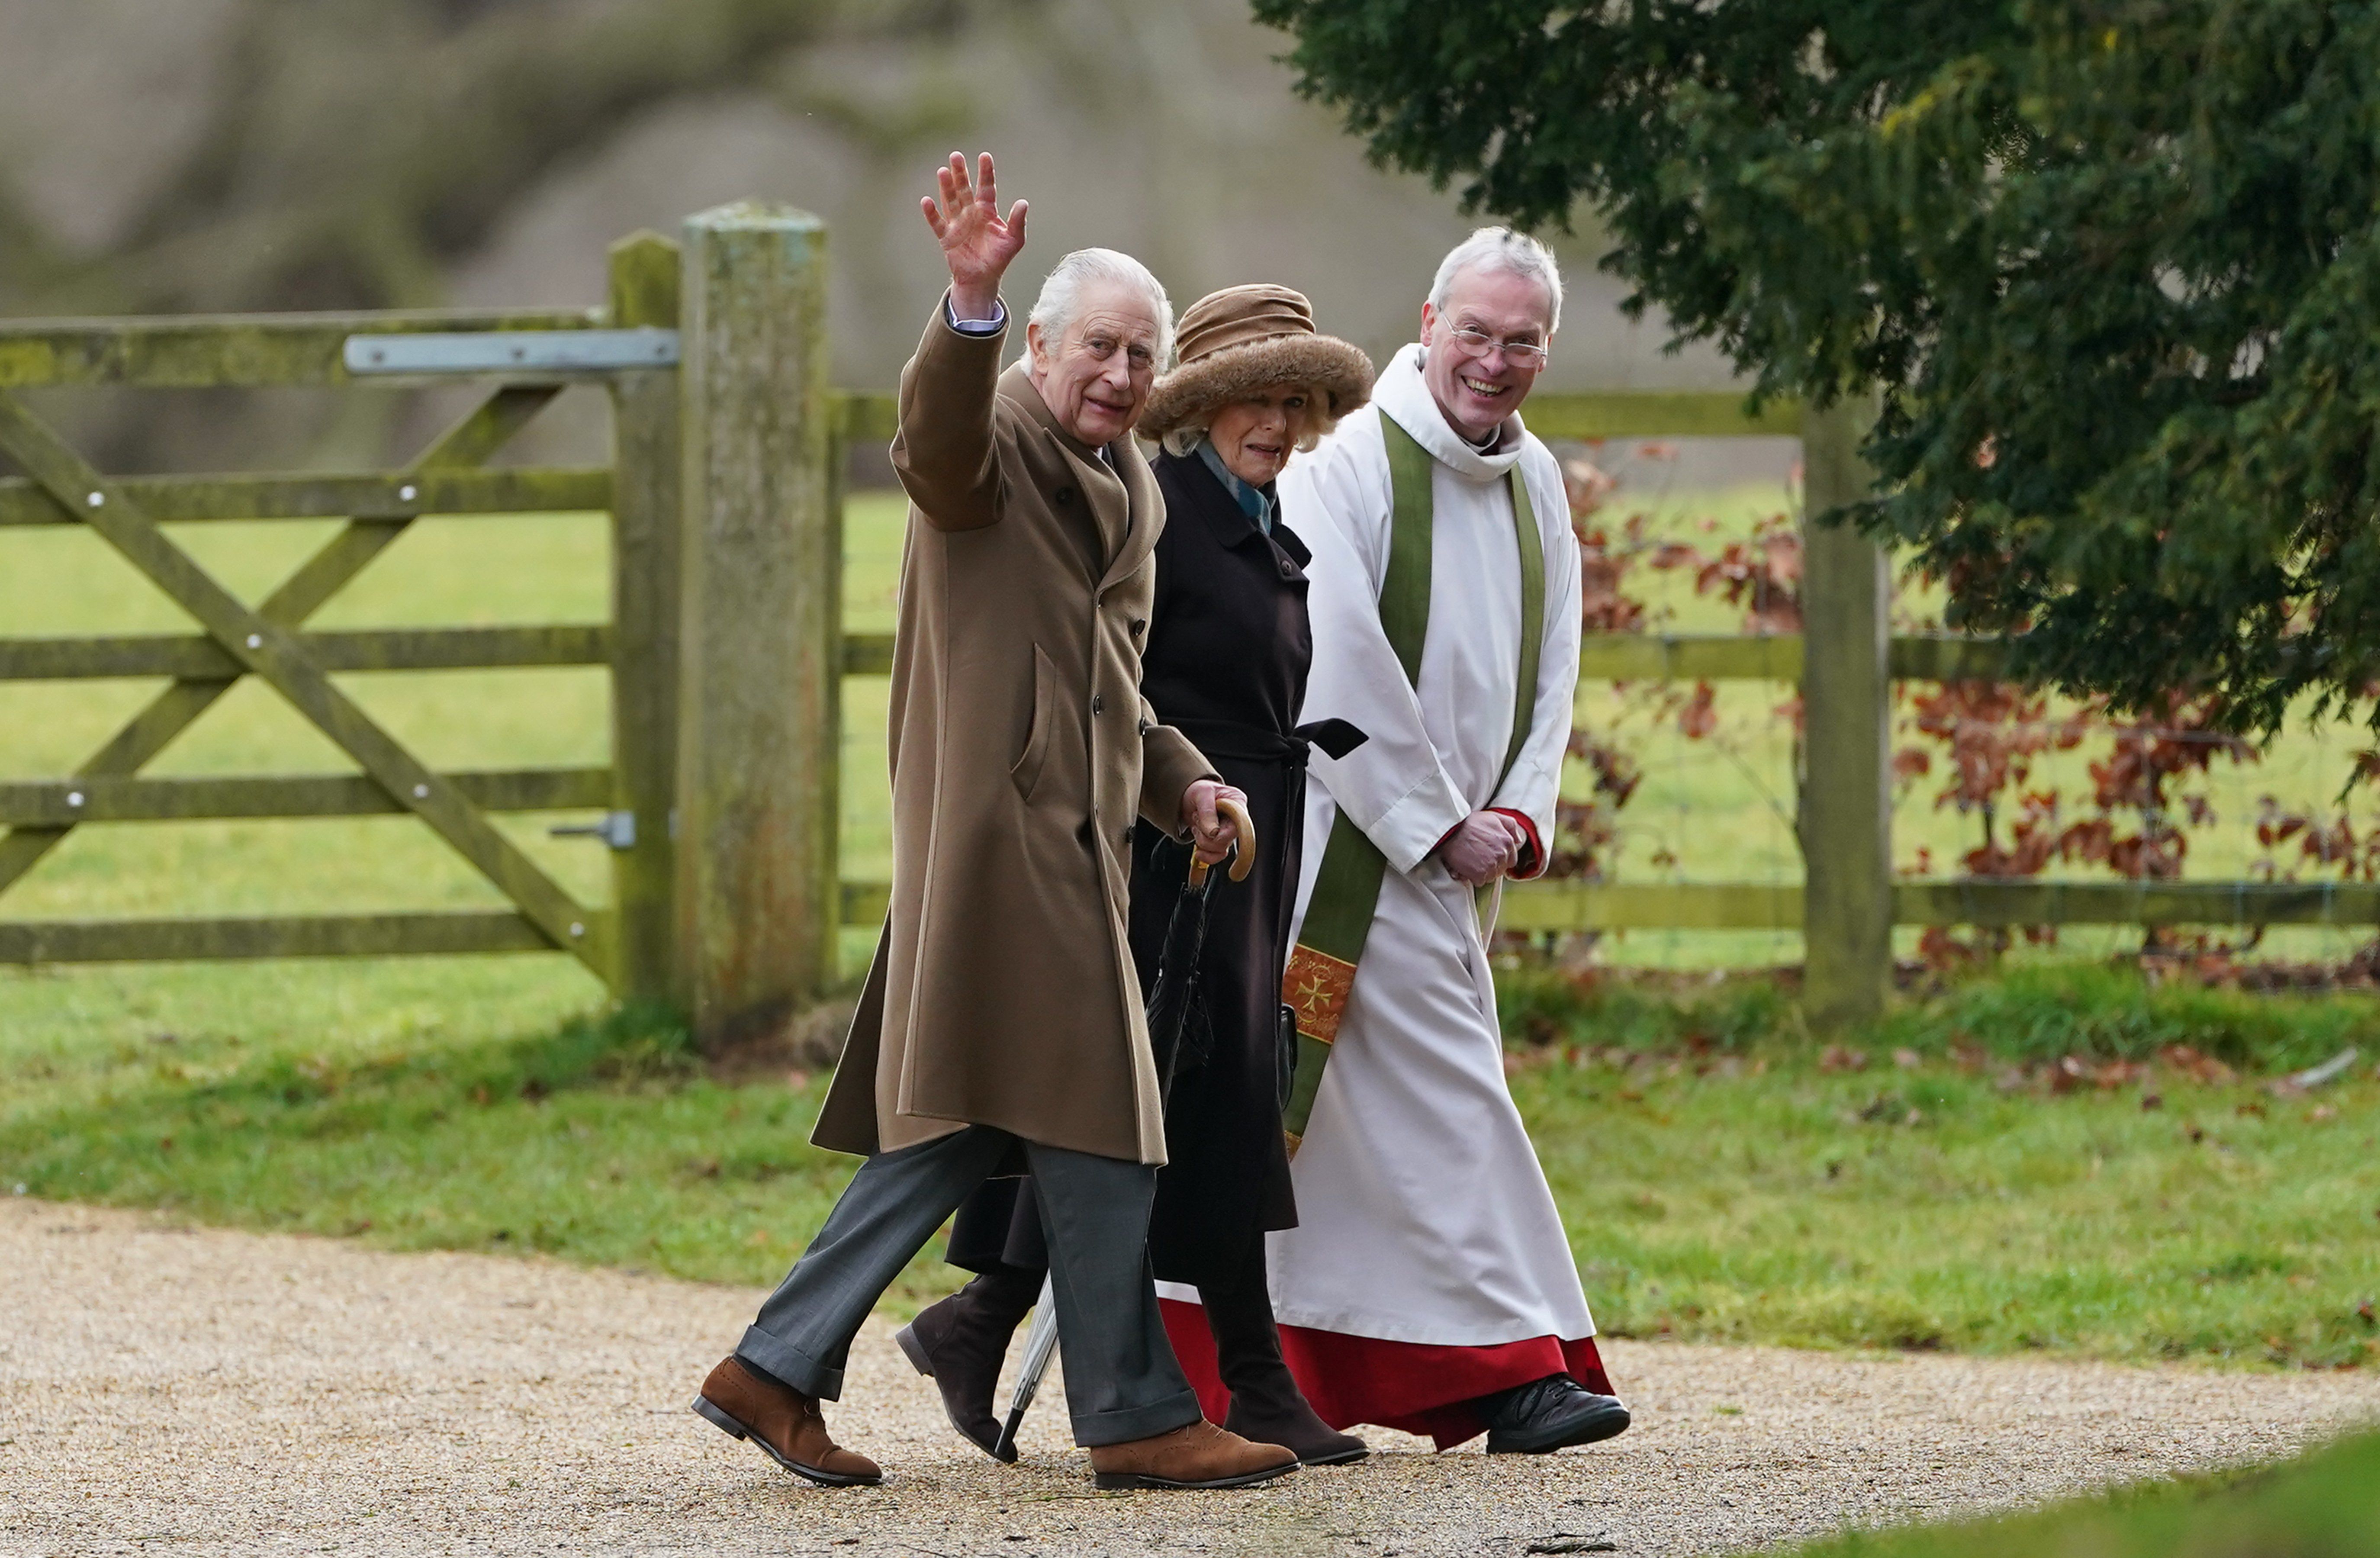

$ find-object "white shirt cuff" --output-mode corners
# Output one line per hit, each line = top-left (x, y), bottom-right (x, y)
(945, 298), (1006, 335)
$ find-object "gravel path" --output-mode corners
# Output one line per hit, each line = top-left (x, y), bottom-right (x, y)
(5, 1197), (2376, 1558)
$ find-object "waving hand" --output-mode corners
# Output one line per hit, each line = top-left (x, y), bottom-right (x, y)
(921, 151), (1026, 322)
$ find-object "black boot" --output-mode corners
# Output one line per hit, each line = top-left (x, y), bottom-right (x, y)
(1204, 1273), (1368, 1466)
(895, 1265), (1042, 1462)
(1476, 1373), (1631, 1454)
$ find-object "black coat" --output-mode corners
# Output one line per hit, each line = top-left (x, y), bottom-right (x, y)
(1134, 447), (1314, 1285)
(948, 446), (1315, 1289)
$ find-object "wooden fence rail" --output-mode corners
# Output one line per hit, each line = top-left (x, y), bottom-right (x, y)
(0, 309), (603, 389)
(1497, 881), (2380, 934)
(3, 206), (2356, 1039)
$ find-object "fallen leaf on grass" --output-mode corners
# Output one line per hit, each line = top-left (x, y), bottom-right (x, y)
(2160, 1044), (2236, 1085)
(1820, 1045), (1868, 1073)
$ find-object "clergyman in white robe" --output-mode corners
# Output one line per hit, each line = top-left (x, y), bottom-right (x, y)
(1158, 336), (1612, 1449)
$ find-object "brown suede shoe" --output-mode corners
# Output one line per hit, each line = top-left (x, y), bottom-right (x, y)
(691, 1356), (882, 1487)
(1086, 1420), (1300, 1490)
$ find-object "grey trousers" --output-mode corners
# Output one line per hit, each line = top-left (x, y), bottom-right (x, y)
(735, 1125), (1203, 1448)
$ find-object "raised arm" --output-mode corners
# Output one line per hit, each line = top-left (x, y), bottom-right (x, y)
(889, 152), (1029, 533)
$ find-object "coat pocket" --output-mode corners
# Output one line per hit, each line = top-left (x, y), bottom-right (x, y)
(1008, 643), (1057, 801)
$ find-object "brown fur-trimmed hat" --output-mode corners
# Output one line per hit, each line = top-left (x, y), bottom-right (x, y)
(1138, 284), (1373, 446)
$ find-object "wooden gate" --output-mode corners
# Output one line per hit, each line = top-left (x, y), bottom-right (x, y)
(0, 213), (846, 1048)
(0, 325), (638, 985)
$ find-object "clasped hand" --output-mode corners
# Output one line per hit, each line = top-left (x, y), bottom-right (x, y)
(1437, 810), (1528, 886)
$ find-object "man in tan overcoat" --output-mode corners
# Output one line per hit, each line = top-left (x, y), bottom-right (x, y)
(691, 153), (1301, 1494)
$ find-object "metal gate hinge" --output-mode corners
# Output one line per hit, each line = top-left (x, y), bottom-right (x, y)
(550, 811), (637, 850)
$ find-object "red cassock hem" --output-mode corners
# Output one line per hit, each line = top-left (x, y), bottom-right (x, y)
(1159, 1297), (1617, 1452)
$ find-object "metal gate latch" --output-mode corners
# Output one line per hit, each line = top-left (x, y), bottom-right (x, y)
(550, 811), (637, 849)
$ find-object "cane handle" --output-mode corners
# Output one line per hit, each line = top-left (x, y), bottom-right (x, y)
(1187, 794), (1257, 887)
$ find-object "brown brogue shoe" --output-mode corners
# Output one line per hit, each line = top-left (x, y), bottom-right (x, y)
(1087, 1420), (1300, 1490)
(691, 1355), (882, 1487)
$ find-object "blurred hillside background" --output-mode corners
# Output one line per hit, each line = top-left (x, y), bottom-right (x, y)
(0, 0), (1783, 483)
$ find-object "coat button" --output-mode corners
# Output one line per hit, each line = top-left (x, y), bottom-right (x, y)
(1123, 825), (1135, 849)
(1091, 693), (1105, 714)
(1130, 618), (1146, 636)
(1055, 485), (1076, 505)
(1137, 715), (1151, 737)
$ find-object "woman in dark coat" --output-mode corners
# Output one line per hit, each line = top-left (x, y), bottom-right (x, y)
(896, 286), (1375, 1466)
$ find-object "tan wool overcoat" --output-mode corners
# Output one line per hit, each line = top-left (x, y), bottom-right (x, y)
(811, 298), (1215, 1165)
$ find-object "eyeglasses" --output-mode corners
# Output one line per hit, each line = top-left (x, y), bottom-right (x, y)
(1447, 326), (1548, 369)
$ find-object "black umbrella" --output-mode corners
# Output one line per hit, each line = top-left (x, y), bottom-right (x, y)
(1146, 795), (1254, 1102)
(991, 797), (1254, 1461)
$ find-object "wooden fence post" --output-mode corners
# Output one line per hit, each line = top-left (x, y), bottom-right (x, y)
(1799, 398), (1891, 1030)
(605, 230), (683, 1003)
(674, 202), (839, 1052)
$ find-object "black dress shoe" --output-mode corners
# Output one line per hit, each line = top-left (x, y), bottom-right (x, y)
(1478, 1373), (1631, 1454)
(894, 1266), (1040, 1463)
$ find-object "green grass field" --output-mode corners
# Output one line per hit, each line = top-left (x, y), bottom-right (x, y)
(3, 482), (2378, 1362)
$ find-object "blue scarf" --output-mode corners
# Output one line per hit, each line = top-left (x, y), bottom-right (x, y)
(1195, 437), (1275, 535)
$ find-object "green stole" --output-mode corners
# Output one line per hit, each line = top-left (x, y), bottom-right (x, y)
(1280, 413), (1547, 1154)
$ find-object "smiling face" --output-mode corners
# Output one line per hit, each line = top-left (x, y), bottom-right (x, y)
(1025, 280), (1164, 447)
(1206, 385), (1312, 487)
(1418, 264), (1556, 445)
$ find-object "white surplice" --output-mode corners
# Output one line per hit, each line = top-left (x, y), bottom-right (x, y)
(1255, 342), (1591, 1347)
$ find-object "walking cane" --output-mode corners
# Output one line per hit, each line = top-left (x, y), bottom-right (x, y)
(990, 797), (1255, 1462)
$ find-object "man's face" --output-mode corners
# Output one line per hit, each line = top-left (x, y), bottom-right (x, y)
(1418, 265), (1555, 444)
(1026, 281), (1163, 447)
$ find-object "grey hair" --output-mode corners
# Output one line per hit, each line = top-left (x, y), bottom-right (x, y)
(1026, 248), (1175, 367)
(1427, 226), (1563, 334)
